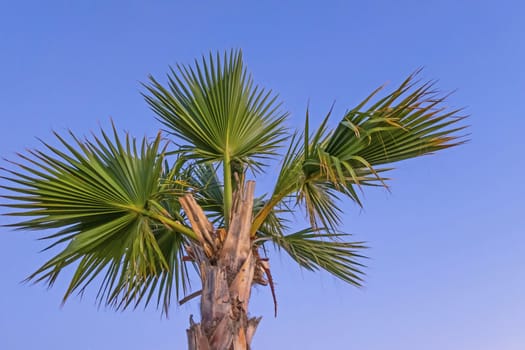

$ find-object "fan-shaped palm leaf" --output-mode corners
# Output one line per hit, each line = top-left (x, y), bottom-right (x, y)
(257, 227), (366, 286)
(142, 49), (288, 168)
(253, 72), (466, 232)
(143, 49), (289, 225)
(1, 124), (196, 313)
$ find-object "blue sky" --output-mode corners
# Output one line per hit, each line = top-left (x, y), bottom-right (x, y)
(1, 1), (524, 349)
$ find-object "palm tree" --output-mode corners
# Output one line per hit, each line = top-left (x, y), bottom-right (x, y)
(1, 50), (466, 349)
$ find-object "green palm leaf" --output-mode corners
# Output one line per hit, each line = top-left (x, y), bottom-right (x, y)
(1, 124), (195, 313)
(143, 49), (289, 225)
(324, 72), (467, 166)
(253, 72), (466, 232)
(142, 49), (288, 168)
(257, 228), (366, 286)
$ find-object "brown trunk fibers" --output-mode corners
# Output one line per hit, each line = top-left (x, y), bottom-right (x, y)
(180, 180), (264, 350)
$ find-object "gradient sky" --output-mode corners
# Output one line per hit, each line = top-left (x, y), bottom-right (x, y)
(1, 1), (524, 349)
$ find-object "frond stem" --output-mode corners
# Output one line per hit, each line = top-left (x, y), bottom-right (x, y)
(223, 153), (233, 228)
(250, 187), (292, 237)
(114, 203), (198, 240)
(148, 212), (199, 241)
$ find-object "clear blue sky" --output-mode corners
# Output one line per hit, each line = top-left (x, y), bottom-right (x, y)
(1, 1), (524, 349)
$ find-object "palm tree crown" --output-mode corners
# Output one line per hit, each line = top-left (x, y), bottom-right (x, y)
(1, 49), (466, 317)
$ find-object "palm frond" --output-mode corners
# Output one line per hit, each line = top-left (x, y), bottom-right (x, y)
(142, 49), (289, 170)
(253, 72), (466, 232)
(258, 228), (366, 286)
(1, 124), (195, 313)
(324, 71), (467, 167)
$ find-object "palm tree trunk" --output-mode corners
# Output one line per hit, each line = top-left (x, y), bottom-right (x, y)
(181, 181), (261, 350)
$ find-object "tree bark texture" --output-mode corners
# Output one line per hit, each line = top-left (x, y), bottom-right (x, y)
(181, 181), (262, 350)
